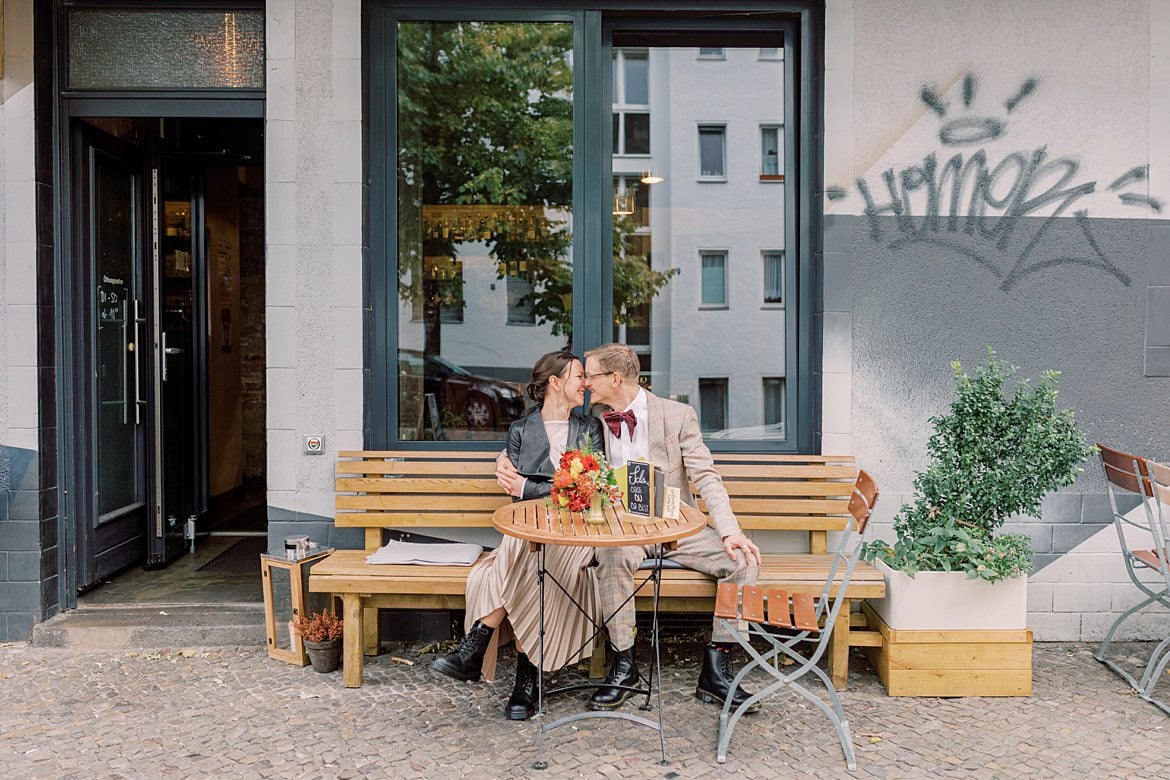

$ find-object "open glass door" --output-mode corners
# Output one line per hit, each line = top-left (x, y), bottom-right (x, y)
(147, 159), (208, 565)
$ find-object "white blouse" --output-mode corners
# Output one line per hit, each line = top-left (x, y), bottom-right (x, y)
(544, 419), (570, 468)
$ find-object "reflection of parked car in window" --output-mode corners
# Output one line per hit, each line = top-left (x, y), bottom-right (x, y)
(398, 350), (526, 429)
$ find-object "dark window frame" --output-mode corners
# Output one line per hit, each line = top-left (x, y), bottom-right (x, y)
(368, 2), (823, 454)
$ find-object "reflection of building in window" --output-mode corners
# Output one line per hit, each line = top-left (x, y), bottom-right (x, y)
(506, 272), (536, 325)
(606, 46), (786, 440)
(760, 124), (783, 177)
(700, 250), (727, 306)
(699, 378), (729, 432)
(698, 47), (725, 59)
(763, 377), (785, 426)
(698, 124), (726, 178)
(613, 49), (650, 155)
(758, 47), (782, 60)
(763, 251), (784, 304)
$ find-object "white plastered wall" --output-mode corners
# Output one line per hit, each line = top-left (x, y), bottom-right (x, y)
(265, 0), (364, 533)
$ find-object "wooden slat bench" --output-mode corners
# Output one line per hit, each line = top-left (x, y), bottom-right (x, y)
(309, 450), (885, 689)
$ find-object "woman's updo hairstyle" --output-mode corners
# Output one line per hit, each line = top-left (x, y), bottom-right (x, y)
(526, 350), (578, 404)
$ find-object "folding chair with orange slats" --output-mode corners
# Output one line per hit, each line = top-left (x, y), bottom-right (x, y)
(713, 469), (878, 770)
(1094, 445), (1170, 716)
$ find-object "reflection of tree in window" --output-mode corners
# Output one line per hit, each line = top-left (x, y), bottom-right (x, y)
(396, 21), (575, 358)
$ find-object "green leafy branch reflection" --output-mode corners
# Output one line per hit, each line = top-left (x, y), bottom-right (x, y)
(396, 21), (676, 350)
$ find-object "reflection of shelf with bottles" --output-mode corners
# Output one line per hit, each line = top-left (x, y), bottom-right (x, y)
(421, 204), (564, 243)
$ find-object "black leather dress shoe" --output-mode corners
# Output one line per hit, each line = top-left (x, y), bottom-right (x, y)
(589, 647), (641, 711)
(505, 653), (538, 720)
(431, 620), (494, 682)
(694, 643), (761, 714)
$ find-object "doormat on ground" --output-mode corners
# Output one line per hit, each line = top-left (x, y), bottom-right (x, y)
(198, 537), (269, 573)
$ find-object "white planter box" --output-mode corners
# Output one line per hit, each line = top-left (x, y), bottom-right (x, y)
(869, 560), (1028, 630)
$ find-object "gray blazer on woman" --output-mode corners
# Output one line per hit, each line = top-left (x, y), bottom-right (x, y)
(506, 408), (607, 502)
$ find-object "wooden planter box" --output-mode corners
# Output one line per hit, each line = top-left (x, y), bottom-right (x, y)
(862, 603), (1033, 697)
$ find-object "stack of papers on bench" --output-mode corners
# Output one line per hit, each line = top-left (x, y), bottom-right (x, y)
(365, 540), (483, 566)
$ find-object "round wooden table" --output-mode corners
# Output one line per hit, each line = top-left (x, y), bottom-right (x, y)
(491, 498), (708, 549)
(492, 498), (709, 768)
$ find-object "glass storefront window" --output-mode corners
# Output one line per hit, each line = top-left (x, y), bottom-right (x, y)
(396, 21), (574, 440)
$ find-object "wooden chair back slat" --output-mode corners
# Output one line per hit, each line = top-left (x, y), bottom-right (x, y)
(1098, 444), (1153, 496)
(791, 592), (819, 632)
(1149, 461), (1170, 506)
(714, 581), (739, 620)
(765, 589), (794, 629)
(740, 585), (766, 623)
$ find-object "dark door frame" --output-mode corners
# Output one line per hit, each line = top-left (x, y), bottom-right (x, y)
(53, 51), (264, 609)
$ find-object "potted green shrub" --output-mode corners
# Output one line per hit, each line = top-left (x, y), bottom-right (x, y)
(863, 351), (1094, 627)
(294, 609), (344, 673)
(860, 352), (1093, 695)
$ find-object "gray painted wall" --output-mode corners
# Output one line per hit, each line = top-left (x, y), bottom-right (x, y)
(823, 0), (1170, 640)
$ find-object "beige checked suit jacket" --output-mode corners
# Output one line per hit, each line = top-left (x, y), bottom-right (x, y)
(643, 391), (741, 540)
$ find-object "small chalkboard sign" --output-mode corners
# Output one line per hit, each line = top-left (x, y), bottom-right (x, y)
(626, 459), (654, 519)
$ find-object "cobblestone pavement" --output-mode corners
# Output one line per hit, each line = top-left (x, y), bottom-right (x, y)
(1, 639), (1167, 779)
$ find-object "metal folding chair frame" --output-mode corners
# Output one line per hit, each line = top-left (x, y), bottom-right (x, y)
(714, 472), (877, 770)
(1094, 446), (1170, 716)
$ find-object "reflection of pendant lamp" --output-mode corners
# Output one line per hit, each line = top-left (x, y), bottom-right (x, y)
(640, 169), (664, 185)
(612, 192), (635, 215)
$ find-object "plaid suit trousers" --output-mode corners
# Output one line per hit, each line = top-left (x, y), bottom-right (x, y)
(596, 525), (757, 650)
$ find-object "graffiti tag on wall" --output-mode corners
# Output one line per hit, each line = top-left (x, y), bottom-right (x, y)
(843, 75), (1163, 291)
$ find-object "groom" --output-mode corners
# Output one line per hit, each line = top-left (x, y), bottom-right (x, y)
(497, 343), (761, 713)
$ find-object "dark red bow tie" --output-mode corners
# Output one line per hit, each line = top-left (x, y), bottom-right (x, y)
(603, 409), (638, 440)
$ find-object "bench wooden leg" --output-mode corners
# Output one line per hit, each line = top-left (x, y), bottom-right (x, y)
(828, 598), (851, 690)
(343, 593), (365, 688)
(589, 641), (606, 679)
(363, 607), (379, 656)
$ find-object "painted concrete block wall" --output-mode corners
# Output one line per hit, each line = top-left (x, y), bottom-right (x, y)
(265, 0), (365, 552)
(0, 0), (43, 640)
(824, 0), (1170, 641)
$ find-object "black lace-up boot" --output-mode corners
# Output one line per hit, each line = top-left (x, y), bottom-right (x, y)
(694, 642), (760, 714)
(431, 620), (494, 682)
(589, 646), (641, 710)
(505, 653), (538, 720)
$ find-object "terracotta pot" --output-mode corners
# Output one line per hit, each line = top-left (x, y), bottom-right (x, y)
(303, 638), (342, 673)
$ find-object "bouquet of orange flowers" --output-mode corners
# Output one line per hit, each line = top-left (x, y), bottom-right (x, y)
(550, 436), (622, 513)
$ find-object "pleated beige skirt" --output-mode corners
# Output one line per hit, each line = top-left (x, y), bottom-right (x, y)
(464, 533), (599, 679)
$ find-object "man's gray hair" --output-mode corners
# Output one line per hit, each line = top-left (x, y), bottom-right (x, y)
(584, 343), (641, 381)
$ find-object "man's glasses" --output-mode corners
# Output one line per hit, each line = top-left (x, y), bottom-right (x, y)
(585, 371), (617, 380)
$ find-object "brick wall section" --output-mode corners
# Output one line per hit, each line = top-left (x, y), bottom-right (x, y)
(0, 0), (47, 641)
(239, 192), (267, 480)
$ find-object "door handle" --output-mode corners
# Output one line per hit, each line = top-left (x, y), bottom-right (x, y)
(161, 332), (184, 381)
(132, 299), (146, 425)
